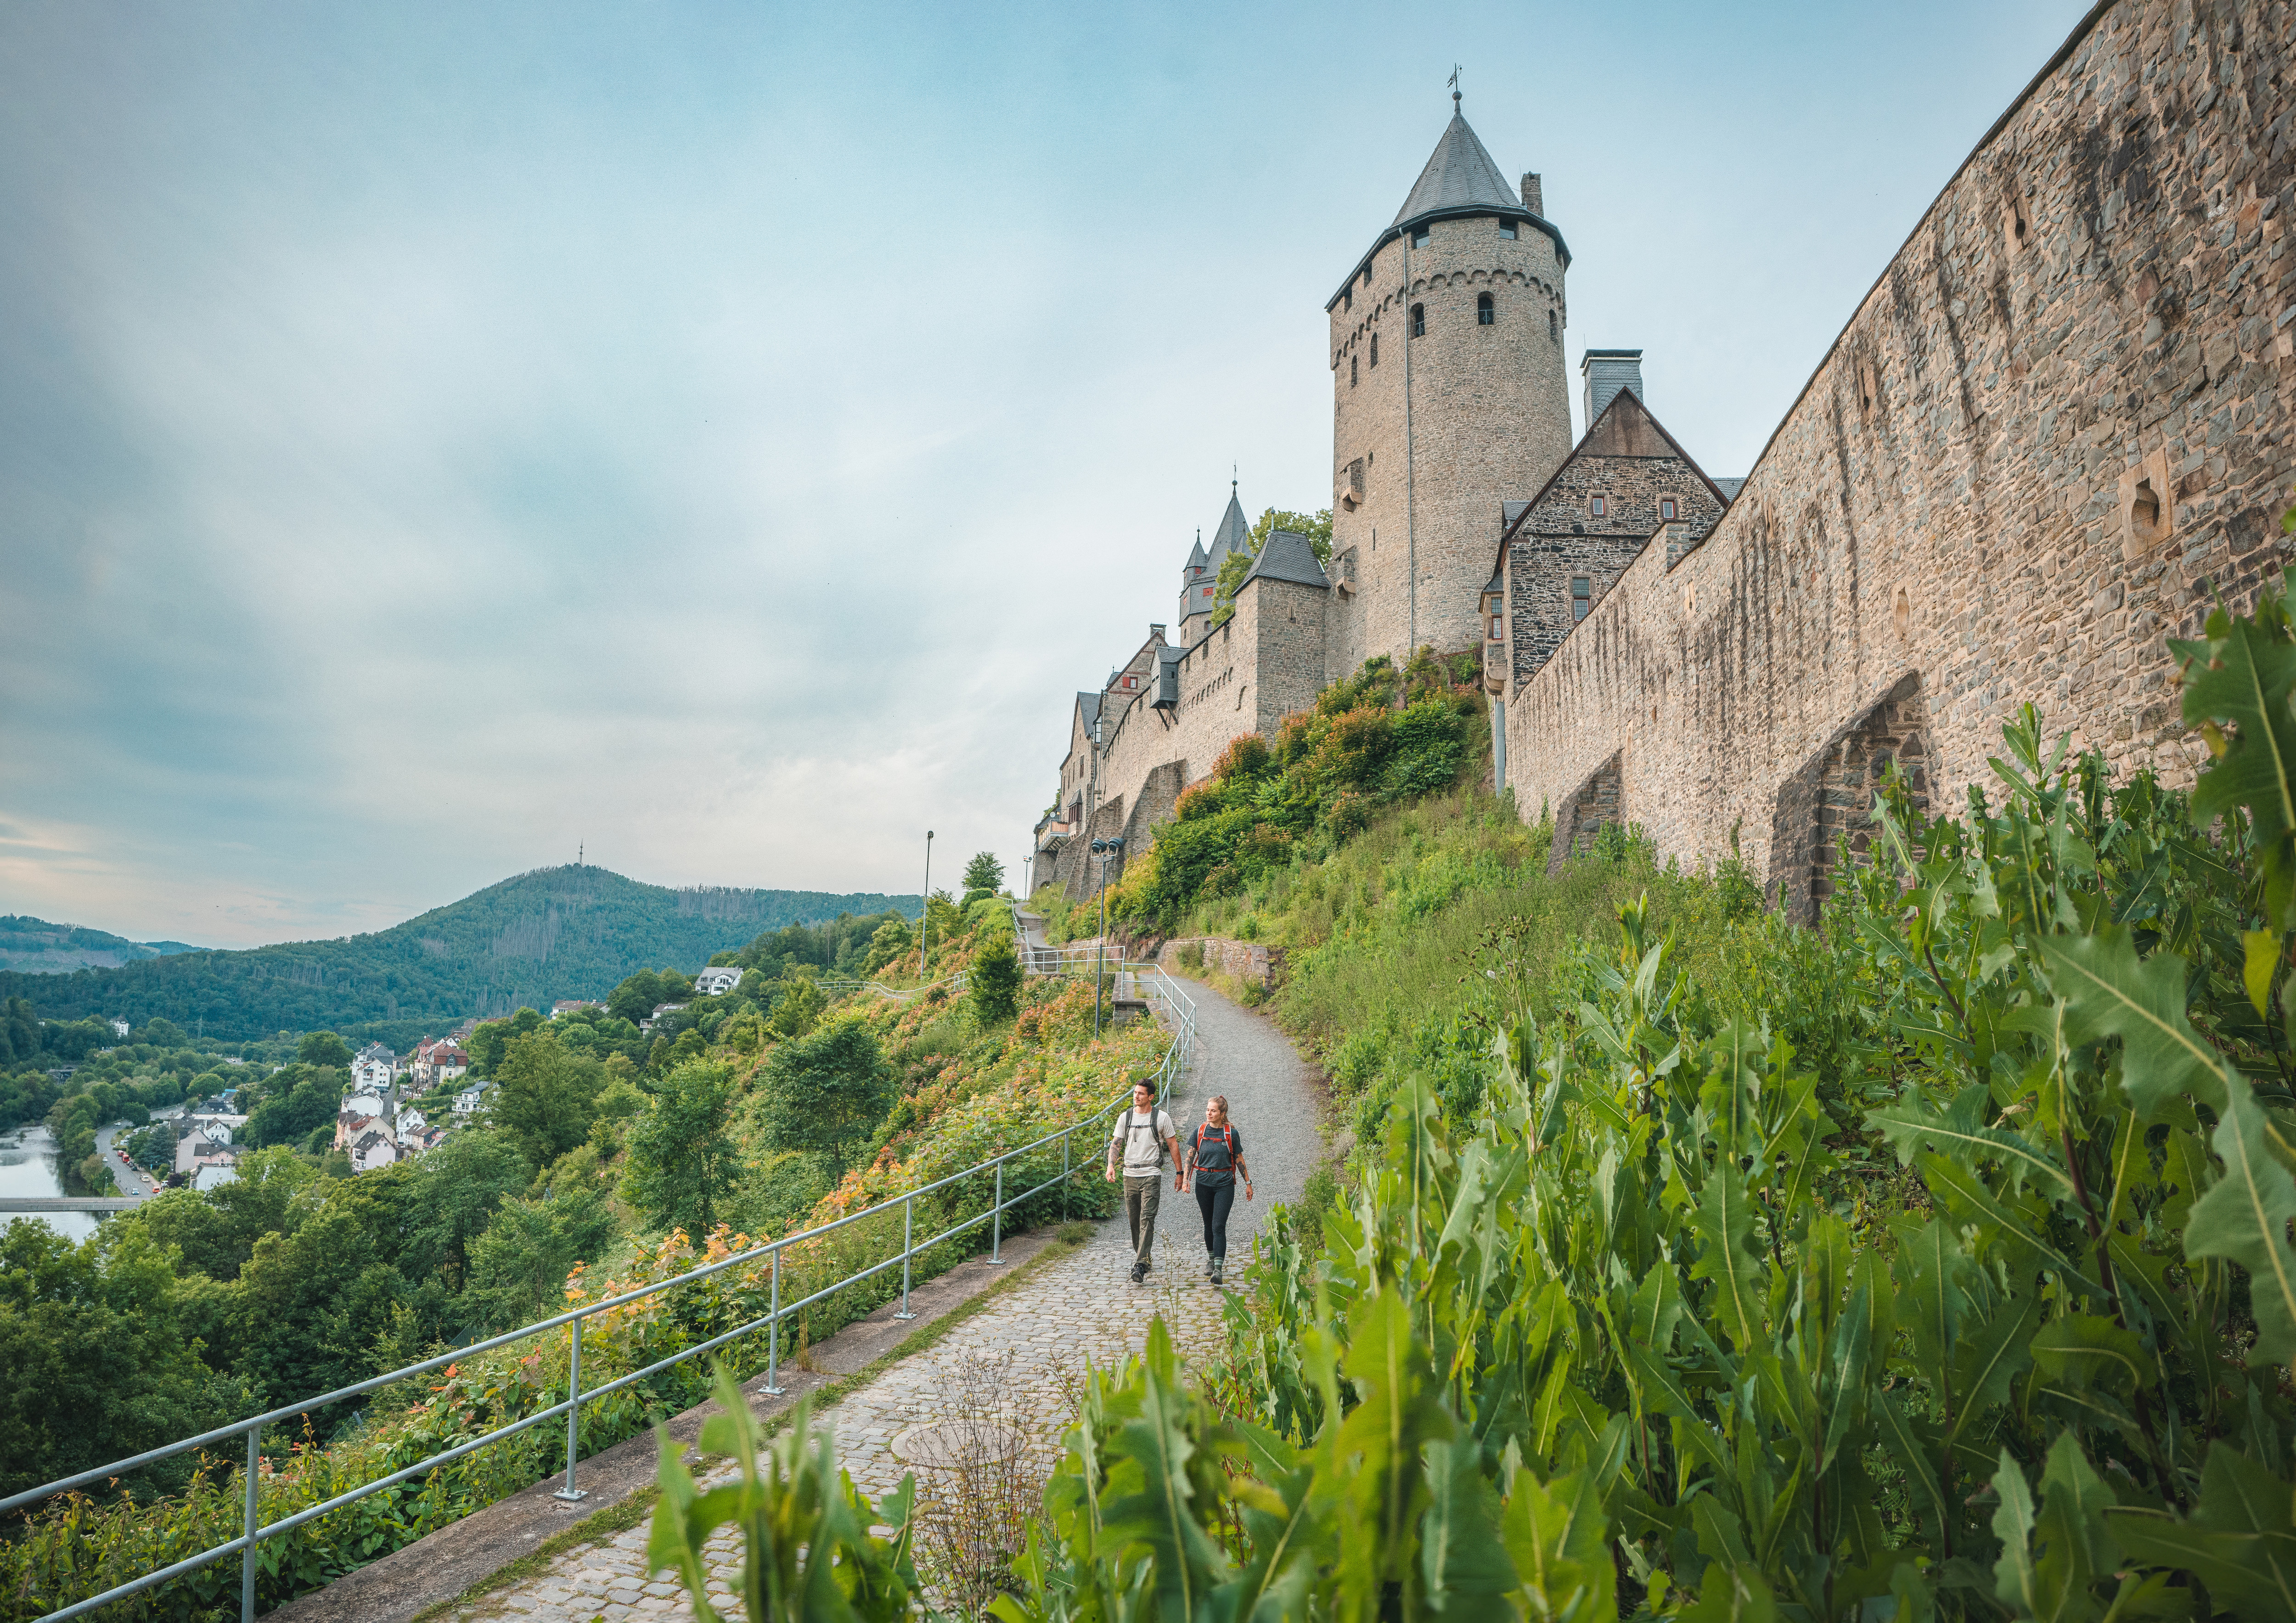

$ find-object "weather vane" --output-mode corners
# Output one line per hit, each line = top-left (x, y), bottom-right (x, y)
(1449, 64), (1462, 107)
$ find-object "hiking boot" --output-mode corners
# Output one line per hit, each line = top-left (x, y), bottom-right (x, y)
(1130, 1262), (1145, 1284)
(1211, 1258), (1225, 1285)
(1204, 1255), (1216, 1277)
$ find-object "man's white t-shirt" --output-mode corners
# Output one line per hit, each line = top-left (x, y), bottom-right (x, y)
(1110, 1106), (1176, 1177)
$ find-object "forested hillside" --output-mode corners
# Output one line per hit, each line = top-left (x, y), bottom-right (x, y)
(0, 915), (199, 974)
(0, 866), (917, 1044)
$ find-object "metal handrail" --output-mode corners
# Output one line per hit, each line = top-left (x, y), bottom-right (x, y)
(6, 960), (1196, 1623)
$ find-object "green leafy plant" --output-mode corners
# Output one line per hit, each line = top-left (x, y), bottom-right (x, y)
(650, 1365), (919, 1622)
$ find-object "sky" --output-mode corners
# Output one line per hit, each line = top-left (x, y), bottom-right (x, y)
(0, 0), (2093, 949)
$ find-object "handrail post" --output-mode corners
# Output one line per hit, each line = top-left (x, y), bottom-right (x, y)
(1062, 1128), (1071, 1222)
(895, 1195), (916, 1319)
(989, 1159), (1005, 1264)
(242, 1424), (259, 1623)
(554, 1318), (586, 1501)
(762, 1249), (785, 1396)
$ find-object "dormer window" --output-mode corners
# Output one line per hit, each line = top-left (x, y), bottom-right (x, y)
(1410, 226), (1429, 249)
(1589, 495), (1607, 519)
(1659, 498), (1677, 521)
(1477, 293), (1494, 326)
(1499, 219), (1517, 239)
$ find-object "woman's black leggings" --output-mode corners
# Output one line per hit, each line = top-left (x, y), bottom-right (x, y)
(1195, 1179), (1235, 1260)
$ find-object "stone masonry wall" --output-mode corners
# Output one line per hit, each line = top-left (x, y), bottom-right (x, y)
(1507, 0), (2296, 892)
(1084, 571), (1333, 898)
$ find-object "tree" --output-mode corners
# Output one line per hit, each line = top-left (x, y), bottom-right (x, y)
(245, 1065), (346, 1148)
(757, 1021), (895, 1180)
(623, 1061), (742, 1236)
(461, 1186), (617, 1333)
(769, 975), (826, 1039)
(297, 1031), (354, 1070)
(490, 1030), (606, 1169)
(969, 932), (1022, 1024)
(0, 1221), (244, 1498)
(962, 852), (1005, 894)
(402, 1130), (529, 1292)
(1212, 507), (1335, 628)
(862, 918), (912, 975)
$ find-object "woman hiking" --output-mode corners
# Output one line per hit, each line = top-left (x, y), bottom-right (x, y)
(1178, 1094), (1251, 1285)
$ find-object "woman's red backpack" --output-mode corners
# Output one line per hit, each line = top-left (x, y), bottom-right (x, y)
(1192, 1122), (1237, 1174)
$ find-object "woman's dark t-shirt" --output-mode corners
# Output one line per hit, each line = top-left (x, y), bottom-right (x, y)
(1189, 1121), (1243, 1187)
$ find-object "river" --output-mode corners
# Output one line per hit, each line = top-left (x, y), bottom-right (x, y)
(0, 1125), (99, 1241)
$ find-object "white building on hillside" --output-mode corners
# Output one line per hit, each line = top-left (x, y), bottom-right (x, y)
(351, 1044), (396, 1092)
(695, 967), (744, 996)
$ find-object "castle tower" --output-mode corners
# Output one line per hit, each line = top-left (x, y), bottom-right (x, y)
(1327, 96), (1573, 669)
(1179, 483), (1253, 647)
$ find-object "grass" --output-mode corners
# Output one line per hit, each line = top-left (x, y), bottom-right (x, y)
(407, 1220), (1100, 1622)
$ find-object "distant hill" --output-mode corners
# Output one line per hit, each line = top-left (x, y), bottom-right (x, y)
(0, 866), (917, 1043)
(0, 915), (203, 974)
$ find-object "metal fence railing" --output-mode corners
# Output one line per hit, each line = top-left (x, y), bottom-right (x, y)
(0, 959), (1197, 1623)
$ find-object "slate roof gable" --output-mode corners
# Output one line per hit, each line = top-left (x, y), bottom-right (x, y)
(1241, 529), (1329, 591)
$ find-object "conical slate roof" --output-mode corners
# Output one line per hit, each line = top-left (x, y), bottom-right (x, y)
(1241, 529), (1329, 590)
(1209, 487), (1251, 558)
(1392, 110), (1519, 226)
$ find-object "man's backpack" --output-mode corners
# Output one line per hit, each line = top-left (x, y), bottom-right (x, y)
(1121, 1107), (1167, 1167)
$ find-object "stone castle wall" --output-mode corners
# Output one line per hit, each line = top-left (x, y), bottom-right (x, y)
(1330, 215), (1573, 665)
(1075, 573), (1334, 899)
(1505, 0), (2295, 897)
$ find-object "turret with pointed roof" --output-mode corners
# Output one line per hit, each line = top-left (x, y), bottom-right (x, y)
(1325, 95), (1575, 668)
(1180, 481), (1256, 646)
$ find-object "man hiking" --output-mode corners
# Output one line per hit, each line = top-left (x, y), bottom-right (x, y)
(1178, 1094), (1252, 1285)
(1103, 1079), (1179, 1283)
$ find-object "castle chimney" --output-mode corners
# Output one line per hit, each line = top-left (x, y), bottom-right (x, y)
(1149, 623), (1166, 639)
(1520, 173), (1543, 215)
(1580, 348), (1645, 427)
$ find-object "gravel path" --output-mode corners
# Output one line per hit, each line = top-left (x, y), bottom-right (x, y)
(446, 971), (1321, 1622)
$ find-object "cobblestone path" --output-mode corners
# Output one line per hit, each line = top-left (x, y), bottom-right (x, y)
(450, 976), (1317, 1622)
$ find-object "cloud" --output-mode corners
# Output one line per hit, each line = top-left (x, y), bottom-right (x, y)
(0, 0), (2091, 948)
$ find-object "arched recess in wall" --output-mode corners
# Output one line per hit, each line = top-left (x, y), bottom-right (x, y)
(1766, 672), (1932, 925)
(1545, 752), (1625, 877)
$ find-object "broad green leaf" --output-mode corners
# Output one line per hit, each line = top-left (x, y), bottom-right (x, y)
(2038, 929), (2226, 1116)
(1873, 1391), (1947, 1526)
(1690, 1160), (1763, 1352)
(1893, 1215), (1974, 1374)
(1500, 1465), (1617, 1623)
(1867, 1084), (2074, 1195)
(2248, 930), (2285, 1018)
(1419, 1435), (1517, 1622)
(1818, 1281), (1872, 1475)
(1675, 1557), (1784, 1623)
(1948, 1291), (2039, 1447)
(2034, 1429), (2121, 1612)
(2032, 1313), (2154, 1394)
(1919, 1151), (2105, 1298)
(1627, 1258), (1684, 1360)
(2178, 596), (2296, 926)
(2183, 1081), (2296, 1363)
(2108, 1445), (2296, 1623)
(1991, 1449), (2040, 1614)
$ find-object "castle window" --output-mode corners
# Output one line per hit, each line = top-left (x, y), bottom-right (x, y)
(1477, 293), (1494, 326)
(1409, 304), (1425, 337)
(1589, 495), (1607, 519)
(1410, 226), (1429, 249)
(1571, 577), (1592, 622)
(1659, 498), (1677, 521)
(1344, 287), (1353, 310)
(1500, 218), (1517, 239)
(1548, 309), (1558, 342)
(1370, 332), (1379, 365)
(1351, 354), (1358, 386)
(1489, 616), (1502, 640)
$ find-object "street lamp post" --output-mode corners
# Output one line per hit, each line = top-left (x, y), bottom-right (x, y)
(920, 831), (934, 974)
